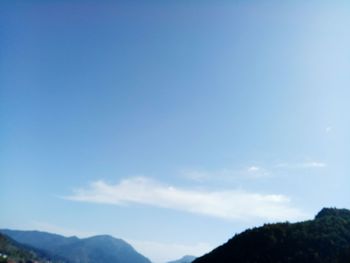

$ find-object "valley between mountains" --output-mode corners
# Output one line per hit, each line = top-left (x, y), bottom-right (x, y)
(1, 208), (350, 263)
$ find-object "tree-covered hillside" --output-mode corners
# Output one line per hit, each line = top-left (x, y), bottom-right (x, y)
(0, 233), (63, 263)
(194, 208), (350, 263)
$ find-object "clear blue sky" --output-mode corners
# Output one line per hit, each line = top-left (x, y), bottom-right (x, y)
(1, 1), (350, 262)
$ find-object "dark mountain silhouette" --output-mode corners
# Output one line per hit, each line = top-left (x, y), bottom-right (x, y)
(193, 208), (350, 263)
(167, 255), (196, 263)
(0, 230), (151, 263)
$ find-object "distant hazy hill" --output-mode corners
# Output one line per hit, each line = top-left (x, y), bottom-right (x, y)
(0, 233), (64, 263)
(0, 230), (151, 263)
(167, 255), (196, 263)
(193, 208), (350, 263)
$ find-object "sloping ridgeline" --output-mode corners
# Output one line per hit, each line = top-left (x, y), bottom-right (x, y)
(167, 255), (196, 263)
(0, 233), (65, 262)
(0, 230), (151, 263)
(193, 208), (350, 263)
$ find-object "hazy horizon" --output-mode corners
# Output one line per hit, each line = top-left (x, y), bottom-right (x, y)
(1, 1), (350, 262)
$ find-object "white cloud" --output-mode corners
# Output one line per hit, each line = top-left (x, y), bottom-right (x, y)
(129, 239), (213, 263)
(182, 166), (270, 182)
(302, 161), (327, 168)
(275, 161), (327, 169)
(246, 166), (270, 178)
(64, 177), (306, 222)
(247, 166), (260, 172)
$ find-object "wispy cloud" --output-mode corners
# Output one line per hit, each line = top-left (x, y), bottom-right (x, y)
(302, 161), (327, 168)
(182, 166), (270, 182)
(247, 166), (260, 172)
(246, 166), (270, 178)
(275, 161), (327, 169)
(64, 177), (306, 222)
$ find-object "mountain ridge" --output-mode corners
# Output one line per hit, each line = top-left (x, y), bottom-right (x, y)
(193, 207), (350, 263)
(0, 233), (67, 262)
(0, 229), (151, 263)
(3, 207), (350, 263)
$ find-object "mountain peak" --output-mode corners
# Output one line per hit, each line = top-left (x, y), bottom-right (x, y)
(1, 229), (151, 263)
(315, 207), (350, 220)
(194, 207), (350, 263)
(85, 234), (117, 241)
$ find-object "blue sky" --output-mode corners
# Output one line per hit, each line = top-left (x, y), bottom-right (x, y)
(1, 1), (350, 262)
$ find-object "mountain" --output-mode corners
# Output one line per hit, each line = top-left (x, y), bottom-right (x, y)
(1, 230), (79, 254)
(0, 230), (151, 263)
(193, 208), (350, 263)
(167, 255), (196, 263)
(0, 233), (41, 262)
(0, 233), (65, 263)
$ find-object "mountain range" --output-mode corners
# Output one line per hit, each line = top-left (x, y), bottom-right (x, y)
(0, 230), (151, 263)
(2, 208), (350, 263)
(0, 232), (66, 263)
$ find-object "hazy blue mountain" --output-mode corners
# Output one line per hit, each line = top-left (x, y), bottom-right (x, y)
(0, 230), (151, 263)
(0, 233), (65, 262)
(0, 233), (41, 262)
(1, 229), (79, 253)
(167, 255), (196, 263)
(193, 208), (350, 263)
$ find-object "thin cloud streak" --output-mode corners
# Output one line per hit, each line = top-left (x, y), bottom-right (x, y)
(64, 177), (306, 222)
(182, 166), (271, 182)
(302, 162), (327, 168)
(275, 161), (327, 169)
